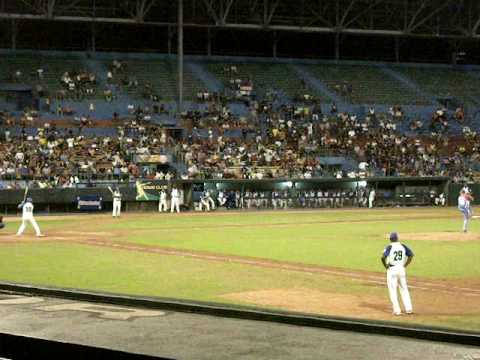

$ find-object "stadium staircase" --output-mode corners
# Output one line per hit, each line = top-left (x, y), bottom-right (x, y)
(290, 65), (340, 104)
(379, 66), (436, 105)
(186, 62), (223, 93)
(205, 62), (315, 102)
(303, 63), (427, 106)
(394, 66), (480, 109)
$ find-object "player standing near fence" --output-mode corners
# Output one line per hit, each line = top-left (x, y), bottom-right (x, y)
(170, 186), (181, 213)
(381, 232), (414, 316)
(108, 186), (122, 217)
(158, 188), (168, 212)
(16, 197), (44, 237)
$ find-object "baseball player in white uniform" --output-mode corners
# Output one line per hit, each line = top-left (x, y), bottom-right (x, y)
(368, 189), (376, 208)
(235, 191), (242, 209)
(458, 189), (474, 232)
(205, 190), (215, 210)
(158, 189), (168, 212)
(16, 197), (44, 237)
(170, 187), (181, 213)
(381, 232), (414, 316)
(108, 186), (122, 217)
(200, 191), (211, 211)
(435, 193), (446, 206)
(271, 191), (280, 209)
(244, 190), (252, 209)
(279, 190), (287, 209)
(218, 191), (227, 207)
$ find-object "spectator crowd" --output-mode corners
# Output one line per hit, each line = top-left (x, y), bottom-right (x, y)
(1, 59), (478, 189)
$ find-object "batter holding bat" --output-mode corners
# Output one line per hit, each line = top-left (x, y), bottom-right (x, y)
(16, 192), (44, 237)
(108, 186), (122, 218)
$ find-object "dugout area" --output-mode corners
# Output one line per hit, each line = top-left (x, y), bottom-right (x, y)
(0, 176), (452, 215)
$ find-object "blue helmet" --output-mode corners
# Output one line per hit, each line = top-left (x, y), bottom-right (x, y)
(26, 197), (33, 203)
(389, 232), (399, 242)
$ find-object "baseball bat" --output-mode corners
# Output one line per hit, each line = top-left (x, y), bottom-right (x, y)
(23, 184), (29, 203)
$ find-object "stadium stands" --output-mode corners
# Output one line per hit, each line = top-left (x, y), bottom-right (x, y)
(394, 66), (480, 108)
(204, 62), (325, 101)
(1, 51), (479, 187)
(105, 59), (204, 101)
(305, 63), (431, 105)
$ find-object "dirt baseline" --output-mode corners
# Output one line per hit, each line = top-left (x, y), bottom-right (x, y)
(399, 232), (480, 242)
(1, 230), (478, 297)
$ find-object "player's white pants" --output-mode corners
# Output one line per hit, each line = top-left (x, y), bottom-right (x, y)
(158, 200), (168, 212)
(112, 199), (121, 217)
(171, 198), (180, 213)
(200, 199), (210, 211)
(272, 199), (279, 209)
(274, 199), (286, 209)
(460, 208), (472, 232)
(207, 197), (215, 210)
(368, 197), (374, 208)
(16, 217), (41, 236)
(387, 267), (412, 314)
(435, 198), (445, 206)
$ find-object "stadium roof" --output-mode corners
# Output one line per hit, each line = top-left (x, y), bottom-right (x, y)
(1, 0), (479, 40)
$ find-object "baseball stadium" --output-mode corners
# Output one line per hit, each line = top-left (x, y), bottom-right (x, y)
(0, 1), (480, 359)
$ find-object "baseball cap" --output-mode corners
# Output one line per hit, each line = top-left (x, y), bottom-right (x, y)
(389, 232), (399, 242)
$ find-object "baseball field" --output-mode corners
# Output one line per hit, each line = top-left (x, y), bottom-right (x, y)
(0, 207), (479, 332)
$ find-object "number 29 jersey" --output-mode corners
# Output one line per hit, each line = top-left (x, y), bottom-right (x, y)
(383, 242), (414, 268)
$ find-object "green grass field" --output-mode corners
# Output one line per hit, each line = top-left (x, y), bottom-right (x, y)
(0, 207), (479, 332)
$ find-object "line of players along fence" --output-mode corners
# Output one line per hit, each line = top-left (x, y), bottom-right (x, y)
(0, 177), (470, 214)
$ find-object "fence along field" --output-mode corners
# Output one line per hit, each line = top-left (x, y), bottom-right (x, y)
(0, 207), (479, 332)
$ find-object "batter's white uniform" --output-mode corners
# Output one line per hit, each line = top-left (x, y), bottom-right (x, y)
(382, 242), (414, 315)
(171, 188), (180, 213)
(16, 201), (43, 237)
(111, 189), (122, 217)
(158, 190), (168, 212)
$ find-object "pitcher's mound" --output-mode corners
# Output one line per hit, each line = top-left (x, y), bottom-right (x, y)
(399, 232), (480, 242)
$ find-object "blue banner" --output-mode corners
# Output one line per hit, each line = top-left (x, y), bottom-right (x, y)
(77, 195), (103, 211)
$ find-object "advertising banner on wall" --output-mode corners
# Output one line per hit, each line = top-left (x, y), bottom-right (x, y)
(135, 180), (170, 201)
(76, 195), (103, 211)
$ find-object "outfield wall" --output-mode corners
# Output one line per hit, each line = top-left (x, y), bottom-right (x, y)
(0, 177), (454, 214)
